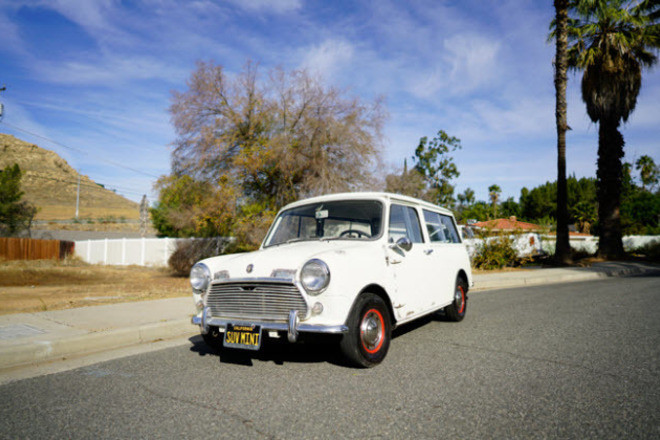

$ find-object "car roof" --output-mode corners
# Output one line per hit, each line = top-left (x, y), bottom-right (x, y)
(279, 192), (454, 216)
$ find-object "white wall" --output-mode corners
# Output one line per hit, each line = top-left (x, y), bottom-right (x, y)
(75, 237), (185, 267)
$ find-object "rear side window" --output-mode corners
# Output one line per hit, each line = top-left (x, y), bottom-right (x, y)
(389, 204), (424, 243)
(423, 210), (461, 243)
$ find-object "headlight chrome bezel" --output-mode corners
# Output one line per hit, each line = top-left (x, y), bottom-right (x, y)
(190, 263), (212, 292)
(300, 259), (330, 295)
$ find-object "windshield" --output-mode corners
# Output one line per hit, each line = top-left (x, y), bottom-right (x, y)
(264, 200), (383, 247)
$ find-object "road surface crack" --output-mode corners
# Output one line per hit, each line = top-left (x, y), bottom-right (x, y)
(135, 382), (279, 439)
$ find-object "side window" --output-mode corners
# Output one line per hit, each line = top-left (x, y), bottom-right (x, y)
(389, 204), (424, 243)
(440, 214), (460, 243)
(423, 210), (445, 242)
(423, 210), (461, 243)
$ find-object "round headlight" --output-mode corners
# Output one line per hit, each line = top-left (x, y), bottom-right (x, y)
(190, 263), (212, 292)
(301, 259), (330, 295)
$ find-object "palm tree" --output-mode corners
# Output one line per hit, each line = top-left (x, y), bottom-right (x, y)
(635, 155), (659, 190)
(554, 0), (573, 265)
(488, 184), (501, 218)
(566, 0), (660, 258)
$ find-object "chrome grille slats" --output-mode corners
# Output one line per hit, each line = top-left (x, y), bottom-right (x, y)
(206, 281), (307, 322)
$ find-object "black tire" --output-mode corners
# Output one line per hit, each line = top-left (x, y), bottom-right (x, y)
(201, 326), (223, 351)
(444, 277), (468, 322)
(340, 293), (391, 368)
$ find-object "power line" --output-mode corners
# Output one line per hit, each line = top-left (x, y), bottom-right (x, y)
(22, 172), (156, 198)
(0, 120), (161, 179)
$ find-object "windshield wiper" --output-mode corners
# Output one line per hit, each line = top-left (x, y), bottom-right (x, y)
(285, 237), (310, 244)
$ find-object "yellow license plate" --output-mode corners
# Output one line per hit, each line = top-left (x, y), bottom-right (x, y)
(223, 323), (262, 350)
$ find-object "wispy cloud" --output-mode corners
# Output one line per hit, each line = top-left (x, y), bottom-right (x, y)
(300, 39), (356, 81)
(225, 0), (302, 14)
(33, 54), (188, 85)
(0, 0), (658, 205)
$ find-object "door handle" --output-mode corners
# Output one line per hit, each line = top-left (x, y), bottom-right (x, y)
(424, 249), (434, 255)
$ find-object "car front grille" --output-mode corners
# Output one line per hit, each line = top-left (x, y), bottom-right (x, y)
(206, 281), (308, 322)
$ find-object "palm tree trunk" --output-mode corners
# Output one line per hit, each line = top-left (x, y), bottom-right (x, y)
(554, 0), (571, 265)
(597, 118), (625, 258)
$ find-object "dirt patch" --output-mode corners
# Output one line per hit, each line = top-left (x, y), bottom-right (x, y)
(0, 259), (188, 315)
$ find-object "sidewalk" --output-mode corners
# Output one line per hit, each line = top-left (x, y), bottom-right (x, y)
(1, 261), (658, 374)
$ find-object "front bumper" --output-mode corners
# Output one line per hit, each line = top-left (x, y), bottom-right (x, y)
(192, 307), (348, 343)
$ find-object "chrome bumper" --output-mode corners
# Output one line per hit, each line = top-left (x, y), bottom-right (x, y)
(192, 307), (348, 343)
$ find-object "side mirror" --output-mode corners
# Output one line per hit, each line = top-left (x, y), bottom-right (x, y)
(395, 236), (413, 252)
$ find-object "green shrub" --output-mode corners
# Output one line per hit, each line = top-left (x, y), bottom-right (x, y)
(629, 239), (660, 262)
(168, 237), (235, 276)
(471, 235), (526, 270)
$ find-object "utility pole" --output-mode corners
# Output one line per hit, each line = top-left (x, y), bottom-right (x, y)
(75, 175), (80, 219)
(0, 85), (6, 120)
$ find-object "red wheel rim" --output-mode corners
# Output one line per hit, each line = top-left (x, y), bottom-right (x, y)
(456, 286), (465, 314)
(360, 308), (384, 353)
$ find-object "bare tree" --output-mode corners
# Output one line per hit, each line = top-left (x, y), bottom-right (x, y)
(169, 61), (386, 210)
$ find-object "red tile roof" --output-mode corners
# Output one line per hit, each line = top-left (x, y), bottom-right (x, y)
(471, 217), (542, 231)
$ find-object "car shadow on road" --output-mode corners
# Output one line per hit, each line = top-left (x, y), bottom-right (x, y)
(391, 311), (457, 339)
(188, 333), (350, 368)
(188, 311), (454, 368)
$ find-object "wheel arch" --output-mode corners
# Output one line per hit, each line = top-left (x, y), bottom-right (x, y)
(457, 269), (469, 291)
(356, 283), (397, 327)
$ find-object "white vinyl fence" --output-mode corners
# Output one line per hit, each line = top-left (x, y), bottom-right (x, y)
(464, 234), (660, 258)
(541, 235), (660, 255)
(75, 237), (186, 267)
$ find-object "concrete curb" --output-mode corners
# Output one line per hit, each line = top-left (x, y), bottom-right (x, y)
(472, 271), (608, 291)
(1, 262), (657, 374)
(0, 318), (197, 371)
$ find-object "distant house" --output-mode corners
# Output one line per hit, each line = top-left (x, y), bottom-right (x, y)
(470, 216), (543, 232)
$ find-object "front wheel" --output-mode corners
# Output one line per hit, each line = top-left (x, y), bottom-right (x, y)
(444, 277), (468, 322)
(201, 326), (223, 351)
(340, 293), (391, 368)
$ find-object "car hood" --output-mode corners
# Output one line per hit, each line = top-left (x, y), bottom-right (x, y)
(199, 240), (380, 280)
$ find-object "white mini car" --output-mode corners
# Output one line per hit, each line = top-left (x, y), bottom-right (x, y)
(191, 192), (473, 367)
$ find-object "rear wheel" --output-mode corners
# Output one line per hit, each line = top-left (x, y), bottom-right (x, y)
(340, 293), (391, 368)
(444, 277), (468, 322)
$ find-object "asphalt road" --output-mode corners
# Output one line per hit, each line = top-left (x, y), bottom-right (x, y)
(1, 276), (659, 439)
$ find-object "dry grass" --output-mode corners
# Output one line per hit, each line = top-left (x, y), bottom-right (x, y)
(37, 221), (157, 234)
(35, 206), (140, 221)
(1, 133), (140, 221)
(0, 259), (188, 315)
(471, 267), (531, 275)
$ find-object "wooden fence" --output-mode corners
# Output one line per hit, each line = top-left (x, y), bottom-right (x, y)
(0, 238), (75, 261)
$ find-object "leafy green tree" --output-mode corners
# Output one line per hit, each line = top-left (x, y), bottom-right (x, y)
(0, 164), (37, 237)
(621, 161), (660, 234)
(520, 183), (556, 222)
(151, 174), (237, 238)
(461, 201), (490, 222)
(412, 130), (462, 206)
(571, 200), (597, 233)
(635, 155), (659, 191)
(566, 0), (660, 258)
(520, 177), (597, 227)
(457, 187), (475, 207)
(500, 197), (520, 219)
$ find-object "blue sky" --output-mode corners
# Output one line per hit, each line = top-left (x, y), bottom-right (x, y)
(0, 0), (658, 205)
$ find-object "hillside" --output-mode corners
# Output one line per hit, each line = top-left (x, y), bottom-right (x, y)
(0, 133), (140, 221)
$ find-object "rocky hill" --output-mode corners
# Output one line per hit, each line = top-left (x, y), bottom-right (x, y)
(0, 133), (140, 221)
